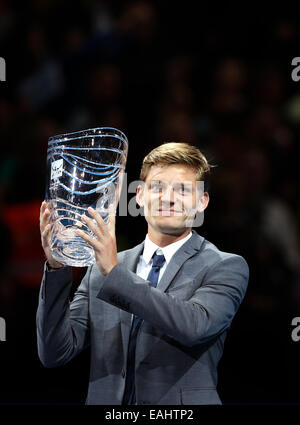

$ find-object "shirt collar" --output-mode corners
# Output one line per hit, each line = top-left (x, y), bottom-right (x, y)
(142, 232), (192, 265)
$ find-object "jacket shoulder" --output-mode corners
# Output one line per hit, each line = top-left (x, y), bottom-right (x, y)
(200, 238), (249, 273)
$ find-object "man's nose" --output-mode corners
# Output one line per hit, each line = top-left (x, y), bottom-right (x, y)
(160, 185), (175, 203)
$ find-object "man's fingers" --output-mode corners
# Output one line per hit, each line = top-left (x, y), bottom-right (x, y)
(40, 202), (51, 228)
(40, 201), (46, 222)
(40, 209), (51, 232)
(75, 229), (98, 248)
(82, 206), (116, 239)
(41, 223), (51, 244)
(40, 200), (46, 211)
(81, 214), (100, 239)
(88, 207), (105, 223)
(86, 207), (107, 234)
(42, 223), (50, 237)
(107, 205), (116, 236)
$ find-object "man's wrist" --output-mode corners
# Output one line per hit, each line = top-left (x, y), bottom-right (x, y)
(102, 261), (119, 276)
(46, 260), (65, 272)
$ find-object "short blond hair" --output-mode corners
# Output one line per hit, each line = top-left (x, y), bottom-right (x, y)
(140, 142), (211, 190)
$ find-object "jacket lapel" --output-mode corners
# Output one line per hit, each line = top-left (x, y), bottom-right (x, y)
(158, 230), (204, 293)
(122, 241), (145, 271)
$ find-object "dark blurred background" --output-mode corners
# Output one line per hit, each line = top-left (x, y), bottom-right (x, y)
(0, 0), (300, 405)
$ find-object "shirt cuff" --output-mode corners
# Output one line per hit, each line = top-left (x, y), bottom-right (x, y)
(45, 260), (67, 272)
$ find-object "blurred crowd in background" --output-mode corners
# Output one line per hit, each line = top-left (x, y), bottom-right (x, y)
(0, 0), (300, 404)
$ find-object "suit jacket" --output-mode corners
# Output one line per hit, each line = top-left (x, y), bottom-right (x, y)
(36, 230), (249, 405)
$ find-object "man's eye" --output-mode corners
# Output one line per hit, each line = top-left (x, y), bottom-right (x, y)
(175, 185), (192, 194)
(151, 183), (163, 191)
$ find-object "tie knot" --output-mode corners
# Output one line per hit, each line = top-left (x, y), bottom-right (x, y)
(152, 251), (165, 268)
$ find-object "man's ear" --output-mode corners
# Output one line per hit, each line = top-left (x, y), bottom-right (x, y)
(136, 184), (145, 208)
(196, 191), (209, 213)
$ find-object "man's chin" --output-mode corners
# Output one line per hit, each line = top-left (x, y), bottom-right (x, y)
(152, 220), (190, 236)
(160, 228), (188, 236)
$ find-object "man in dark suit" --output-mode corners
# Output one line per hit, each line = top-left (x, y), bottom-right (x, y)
(37, 142), (249, 405)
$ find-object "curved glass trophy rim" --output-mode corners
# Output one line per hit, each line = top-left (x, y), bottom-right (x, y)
(46, 126), (128, 267)
(48, 126), (128, 144)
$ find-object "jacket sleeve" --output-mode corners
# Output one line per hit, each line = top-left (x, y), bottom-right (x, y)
(36, 263), (92, 368)
(97, 255), (249, 346)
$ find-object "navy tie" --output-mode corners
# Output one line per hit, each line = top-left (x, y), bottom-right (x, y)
(122, 251), (166, 405)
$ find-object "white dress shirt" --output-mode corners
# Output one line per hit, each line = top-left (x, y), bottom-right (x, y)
(136, 232), (192, 288)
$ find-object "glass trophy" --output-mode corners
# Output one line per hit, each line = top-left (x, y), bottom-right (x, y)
(45, 127), (128, 267)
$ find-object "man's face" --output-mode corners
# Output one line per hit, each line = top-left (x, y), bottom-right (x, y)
(136, 164), (209, 235)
